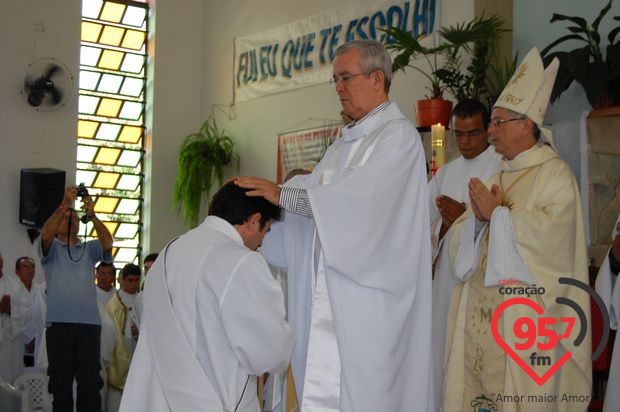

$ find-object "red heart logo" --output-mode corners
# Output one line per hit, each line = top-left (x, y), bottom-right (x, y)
(491, 297), (572, 386)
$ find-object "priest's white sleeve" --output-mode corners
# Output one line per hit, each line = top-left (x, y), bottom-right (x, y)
(217, 253), (294, 375)
(261, 218), (287, 269)
(485, 206), (537, 287)
(452, 213), (486, 282)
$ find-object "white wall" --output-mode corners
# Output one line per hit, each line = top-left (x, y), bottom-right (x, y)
(0, 0), (80, 280)
(0, 0), (480, 268)
(513, 0), (619, 124)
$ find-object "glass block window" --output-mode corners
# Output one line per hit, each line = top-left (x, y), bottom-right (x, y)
(78, 0), (149, 268)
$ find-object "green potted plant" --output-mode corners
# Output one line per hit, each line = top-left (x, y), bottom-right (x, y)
(172, 116), (239, 227)
(383, 26), (452, 127)
(435, 15), (507, 101)
(540, 0), (620, 108)
(485, 52), (519, 110)
(383, 14), (507, 127)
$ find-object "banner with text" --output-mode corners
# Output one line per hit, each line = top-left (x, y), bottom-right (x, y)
(234, 0), (436, 102)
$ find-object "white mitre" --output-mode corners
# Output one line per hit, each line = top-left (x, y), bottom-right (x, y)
(493, 47), (559, 145)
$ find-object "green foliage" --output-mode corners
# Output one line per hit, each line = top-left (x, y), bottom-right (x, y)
(383, 26), (449, 98)
(383, 14), (508, 101)
(540, 0), (620, 106)
(172, 116), (239, 227)
(486, 52), (519, 97)
(435, 14), (508, 101)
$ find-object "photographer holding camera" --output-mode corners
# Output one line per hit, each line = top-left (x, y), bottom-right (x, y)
(37, 185), (113, 412)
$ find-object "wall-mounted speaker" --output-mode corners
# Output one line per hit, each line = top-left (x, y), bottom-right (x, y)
(19, 168), (66, 228)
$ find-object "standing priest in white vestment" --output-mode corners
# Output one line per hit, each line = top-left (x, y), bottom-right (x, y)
(596, 214), (620, 412)
(236, 39), (434, 412)
(119, 182), (294, 412)
(429, 99), (501, 407)
(0, 252), (33, 411)
(441, 48), (591, 411)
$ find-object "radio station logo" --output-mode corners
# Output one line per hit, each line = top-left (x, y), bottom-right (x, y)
(491, 277), (610, 386)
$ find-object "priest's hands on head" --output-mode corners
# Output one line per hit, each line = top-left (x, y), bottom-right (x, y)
(234, 176), (281, 206)
(468, 178), (502, 221)
(436, 195), (466, 230)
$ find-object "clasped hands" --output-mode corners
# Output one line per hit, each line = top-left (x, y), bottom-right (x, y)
(468, 178), (503, 222)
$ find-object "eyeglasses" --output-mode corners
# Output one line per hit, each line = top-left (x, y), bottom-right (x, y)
(489, 117), (525, 128)
(454, 129), (483, 139)
(329, 72), (368, 88)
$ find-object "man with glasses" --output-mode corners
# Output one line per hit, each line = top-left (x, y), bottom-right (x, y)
(236, 40), (433, 412)
(429, 99), (501, 407)
(440, 48), (591, 411)
(38, 185), (114, 412)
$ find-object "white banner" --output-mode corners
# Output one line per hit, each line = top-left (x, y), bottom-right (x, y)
(234, 0), (436, 102)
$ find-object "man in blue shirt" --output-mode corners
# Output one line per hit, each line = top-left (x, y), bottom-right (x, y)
(38, 185), (113, 412)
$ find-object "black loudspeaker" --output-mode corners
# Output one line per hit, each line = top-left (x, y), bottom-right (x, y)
(19, 168), (66, 228)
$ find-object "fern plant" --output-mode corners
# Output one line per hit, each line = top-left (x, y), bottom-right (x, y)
(172, 116), (239, 227)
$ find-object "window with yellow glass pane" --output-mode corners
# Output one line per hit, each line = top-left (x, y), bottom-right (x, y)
(77, 0), (148, 268)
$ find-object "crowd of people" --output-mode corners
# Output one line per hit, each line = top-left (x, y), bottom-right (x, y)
(0, 185), (158, 412)
(1, 40), (619, 412)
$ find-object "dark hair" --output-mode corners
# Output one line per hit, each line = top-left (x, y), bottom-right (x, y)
(96, 261), (116, 273)
(532, 122), (541, 140)
(209, 182), (281, 229)
(120, 263), (141, 279)
(452, 99), (490, 129)
(15, 256), (35, 270)
(144, 253), (158, 263)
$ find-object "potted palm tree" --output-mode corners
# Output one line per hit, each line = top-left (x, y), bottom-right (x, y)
(383, 14), (508, 126)
(172, 116), (239, 227)
(540, 0), (620, 108)
(383, 26), (452, 127)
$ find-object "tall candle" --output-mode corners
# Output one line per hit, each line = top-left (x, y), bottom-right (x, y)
(431, 123), (446, 171)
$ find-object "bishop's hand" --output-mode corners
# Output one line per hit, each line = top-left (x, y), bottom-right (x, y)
(468, 178), (502, 221)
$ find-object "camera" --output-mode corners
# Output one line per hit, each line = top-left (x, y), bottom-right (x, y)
(76, 183), (89, 197)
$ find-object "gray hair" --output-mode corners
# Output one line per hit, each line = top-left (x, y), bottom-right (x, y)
(335, 40), (392, 93)
(504, 108), (541, 140)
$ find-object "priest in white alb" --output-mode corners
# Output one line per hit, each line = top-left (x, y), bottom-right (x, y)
(119, 183), (294, 412)
(236, 39), (433, 412)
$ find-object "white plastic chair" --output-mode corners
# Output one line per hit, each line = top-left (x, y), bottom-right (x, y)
(12, 372), (52, 412)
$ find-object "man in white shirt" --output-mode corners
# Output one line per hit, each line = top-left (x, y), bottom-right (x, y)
(0, 252), (32, 410)
(236, 39), (433, 411)
(14, 256), (46, 368)
(428, 99), (501, 406)
(120, 182), (294, 412)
